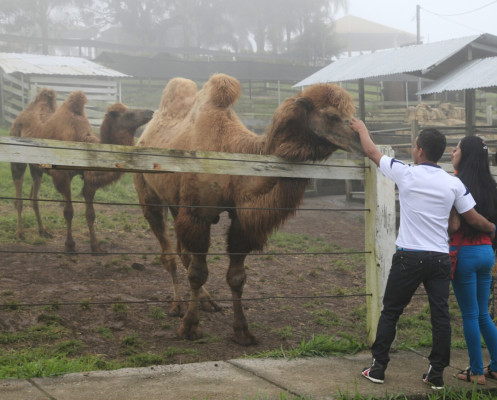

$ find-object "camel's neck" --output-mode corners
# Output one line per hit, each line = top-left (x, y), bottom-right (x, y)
(236, 176), (310, 249)
(100, 128), (135, 147)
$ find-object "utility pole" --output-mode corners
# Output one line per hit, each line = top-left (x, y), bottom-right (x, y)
(416, 5), (422, 103)
(416, 4), (421, 44)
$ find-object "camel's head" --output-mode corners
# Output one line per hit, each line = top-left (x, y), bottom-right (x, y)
(299, 84), (364, 156)
(100, 103), (154, 145)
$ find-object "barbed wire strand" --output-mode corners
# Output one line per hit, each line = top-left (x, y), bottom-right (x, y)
(0, 292), (442, 310)
(0, 196), (369, 212)
(0, 293), (372, 309)
(0, 249), (369, 256)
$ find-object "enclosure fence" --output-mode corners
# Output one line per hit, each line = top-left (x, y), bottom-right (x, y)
(0, 135), (406, 345)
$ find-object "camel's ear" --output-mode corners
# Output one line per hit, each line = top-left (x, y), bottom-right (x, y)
(294, 97), (314, 113)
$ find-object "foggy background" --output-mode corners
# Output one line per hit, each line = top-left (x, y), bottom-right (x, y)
(1, 0), (496, 64)
(340, 0), (497, 43)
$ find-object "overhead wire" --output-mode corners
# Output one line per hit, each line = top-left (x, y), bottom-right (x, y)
(419, 1), (497, 35)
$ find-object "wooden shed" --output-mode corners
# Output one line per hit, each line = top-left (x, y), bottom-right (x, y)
(0, 52), (129, 127)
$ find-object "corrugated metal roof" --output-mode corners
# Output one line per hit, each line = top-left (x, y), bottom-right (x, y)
(294, 35), (482, 87)
(0, 52), (129, 77)
(417, 57), (497, 94)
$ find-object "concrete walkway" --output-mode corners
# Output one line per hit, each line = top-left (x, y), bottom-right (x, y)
(2, 348), (497, 400)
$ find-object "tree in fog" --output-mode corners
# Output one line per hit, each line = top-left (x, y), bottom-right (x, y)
(0, 0), (93, 54)
(166, 0), (235, 50)
(123, 0), (349, 58)
(0, 0), (349, 62)
(289, 0), (348, 63)
(226, 0), (347, 60)
(96, 0), (171, 47)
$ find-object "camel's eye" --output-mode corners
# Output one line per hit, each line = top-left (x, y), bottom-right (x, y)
(327, 114), (341, 123)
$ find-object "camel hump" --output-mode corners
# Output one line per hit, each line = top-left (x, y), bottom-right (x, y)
(204, 73), (241, 108)
(300, 84), (356, 118)
(64, 91), (87, 116)
(35, 88), (57, 104)
(159, 78), (197, 115)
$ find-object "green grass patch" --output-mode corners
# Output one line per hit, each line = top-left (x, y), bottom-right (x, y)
(0, 323), (69, 345)
(310, 309), (341, 327)
(0, 347), (119, 379)
(163, 346), (199, 358)
(250, 333), (367, 359)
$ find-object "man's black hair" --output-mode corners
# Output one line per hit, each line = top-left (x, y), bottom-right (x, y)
(417, 128), (446, 162)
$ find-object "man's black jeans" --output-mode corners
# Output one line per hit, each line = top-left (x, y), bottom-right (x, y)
(371, 249), (452, 372)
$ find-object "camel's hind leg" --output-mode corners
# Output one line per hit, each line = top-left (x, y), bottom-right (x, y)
(134, 174), (184, 316)
(50, 171), (76, 252)
(226, 218), (257, 345)
(29, 165), (52, 238)
(11, 162), (27, 240)
(81, 182), (104, 253)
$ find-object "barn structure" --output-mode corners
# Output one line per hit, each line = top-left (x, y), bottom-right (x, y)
(294, 34), (497, 134)
(333, 15), (417, 55)
(0, 52), (129, 127)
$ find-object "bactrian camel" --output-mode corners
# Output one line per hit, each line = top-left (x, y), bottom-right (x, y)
(133, 73), (363, 345)
(10, 89), (154, 252)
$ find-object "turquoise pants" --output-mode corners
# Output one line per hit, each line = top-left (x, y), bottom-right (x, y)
(451, 244), (497, 375)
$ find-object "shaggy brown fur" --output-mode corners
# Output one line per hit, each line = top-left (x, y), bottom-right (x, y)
(11, 90), (154, 252)
(11, 88), (58, 241)
(133, 73), (363, 345)
(10, 88), (57, 138)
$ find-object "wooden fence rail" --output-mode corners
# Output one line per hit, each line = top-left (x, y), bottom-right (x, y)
(0, 136), (396, 345)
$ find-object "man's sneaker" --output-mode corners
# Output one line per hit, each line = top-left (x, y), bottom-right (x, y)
(362, 358), (385, 383)
(422, 365), (444, 390)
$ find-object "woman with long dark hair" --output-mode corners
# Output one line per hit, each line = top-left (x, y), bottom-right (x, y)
(451, 135), (497, 384)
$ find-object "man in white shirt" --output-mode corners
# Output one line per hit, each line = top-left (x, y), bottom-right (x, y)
(350, 118), (496, 390)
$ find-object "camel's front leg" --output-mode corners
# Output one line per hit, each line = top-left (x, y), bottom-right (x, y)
(11, 162), (27, 240)
(177, 253), (208, 341)
(177, 240), (221, 313)
(227, 219), (257, 345)
(175, 210), (212, 340)
(227, 254), (257, 345)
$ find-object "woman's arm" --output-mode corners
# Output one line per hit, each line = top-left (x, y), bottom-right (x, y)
(460, 208), (496, 239)
(448, 207), (461, 234)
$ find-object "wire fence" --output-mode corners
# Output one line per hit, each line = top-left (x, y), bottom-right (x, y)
(0, 194), (371, 310)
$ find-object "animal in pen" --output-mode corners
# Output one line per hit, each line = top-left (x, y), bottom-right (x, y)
(10, 89), (154, 252)
(133, 73), (364, 345)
